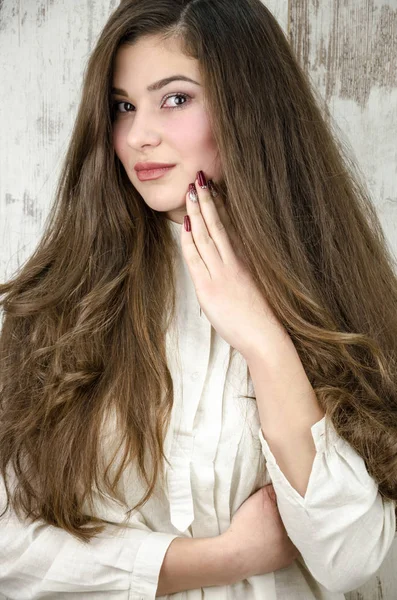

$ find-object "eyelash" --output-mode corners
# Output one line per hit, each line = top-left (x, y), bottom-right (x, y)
(112, 93), (191, 114)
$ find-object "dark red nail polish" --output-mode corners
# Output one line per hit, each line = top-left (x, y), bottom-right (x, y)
(184, 215), (191, 232)
(197, 171), (207, 188)
(189, 183), (198, 202)
(208, 180), (219, 197)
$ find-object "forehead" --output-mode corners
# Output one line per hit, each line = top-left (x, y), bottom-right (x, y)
(113, 34), (201, 84)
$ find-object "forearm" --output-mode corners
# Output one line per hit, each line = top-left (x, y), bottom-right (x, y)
(156, 534), (240, 596)
(245, 331), (325, 498)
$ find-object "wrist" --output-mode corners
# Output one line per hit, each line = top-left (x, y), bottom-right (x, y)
(216, 530), (249, 585)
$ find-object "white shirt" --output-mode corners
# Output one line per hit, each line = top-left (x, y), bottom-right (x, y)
(0, 218), (395, 600)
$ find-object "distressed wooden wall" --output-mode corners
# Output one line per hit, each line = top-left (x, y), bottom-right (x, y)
(0, 1), (396, 598)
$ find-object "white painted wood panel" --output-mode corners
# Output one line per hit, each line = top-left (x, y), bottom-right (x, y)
(0, 0), (118, 279)
(0, 1), (396, 598)
(289, 0), (397, 262)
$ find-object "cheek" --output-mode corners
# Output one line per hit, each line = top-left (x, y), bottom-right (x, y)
(167, 110), (216, 154)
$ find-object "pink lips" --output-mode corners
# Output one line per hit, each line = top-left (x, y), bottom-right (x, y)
(136, 166), (176, 181)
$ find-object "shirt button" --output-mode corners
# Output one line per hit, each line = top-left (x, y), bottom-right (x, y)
(191, 371), (199, 381)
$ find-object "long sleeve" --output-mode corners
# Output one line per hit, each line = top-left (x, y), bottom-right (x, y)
(258, 415), (396, 594)
(0, 477), (179, 600)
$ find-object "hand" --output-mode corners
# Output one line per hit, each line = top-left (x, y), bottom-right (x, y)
(180, 172), (287, 361)
(220, 484), (300, 582)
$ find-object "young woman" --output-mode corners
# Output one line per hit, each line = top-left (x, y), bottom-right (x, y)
(1, 0), (396, 598)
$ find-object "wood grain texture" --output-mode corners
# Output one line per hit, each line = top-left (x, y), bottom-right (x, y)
(0, 0), (118, 279)
(288, 0), (397, 261)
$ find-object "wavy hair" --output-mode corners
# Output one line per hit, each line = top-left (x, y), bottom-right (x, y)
(1, 0), (397, 542)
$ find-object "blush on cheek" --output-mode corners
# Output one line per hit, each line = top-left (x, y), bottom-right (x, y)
(167, 111), (215, 155)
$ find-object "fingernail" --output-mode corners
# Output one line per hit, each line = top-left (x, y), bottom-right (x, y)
(197, 171), (207, 189)
(189, 183), (198, 202)
(208, 180), (218, 197)
(184, 215), (191, 232)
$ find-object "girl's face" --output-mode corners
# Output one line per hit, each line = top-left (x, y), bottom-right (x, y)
(112, 34), (222, 224)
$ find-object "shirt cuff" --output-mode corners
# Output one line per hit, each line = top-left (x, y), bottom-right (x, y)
(129, 532), (179, 599)
(258, 415), (340, 505)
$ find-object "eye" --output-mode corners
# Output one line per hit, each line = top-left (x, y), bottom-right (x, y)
(113, 101), (134, 114)
(112, 93), (191, 115)
(162, 93), (190, 109)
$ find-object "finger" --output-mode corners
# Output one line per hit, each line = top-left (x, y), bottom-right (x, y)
(184, 177), (224, 274)
(208, 180), (247, 265)
(180, 188), (212, 284)
(192, 171), (236, 267)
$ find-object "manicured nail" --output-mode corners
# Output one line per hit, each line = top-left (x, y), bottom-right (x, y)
(197, 171), (207, 189)
(189, 183), (198, 202)
(208, 180), (218, 197)
(184, 215), (191, 232)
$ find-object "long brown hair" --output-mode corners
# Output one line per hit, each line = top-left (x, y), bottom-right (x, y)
(1, 0), (397, 542)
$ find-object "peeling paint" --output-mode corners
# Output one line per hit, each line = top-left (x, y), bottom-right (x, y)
(36, 0), (55, 28)
(36, 103), (62, 145)
(5, 190), (41, 224)
(5, 192), (18, 205)
(289, 0), (397, 108)
(22, 191), (37, 219)
(0, 0), (9, 33)
(36, 4), (47, 28)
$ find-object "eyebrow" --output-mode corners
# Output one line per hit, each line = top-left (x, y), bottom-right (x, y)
(111, 75), (201, 97)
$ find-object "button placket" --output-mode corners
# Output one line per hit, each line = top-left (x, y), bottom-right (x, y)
(166, 269), (212, 532)
(167, 432), (195, 532)
(190, 337), (230, 538)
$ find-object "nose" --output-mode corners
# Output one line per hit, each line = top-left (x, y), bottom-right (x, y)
(125, 107), (161, 150)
